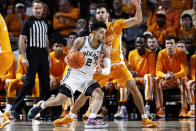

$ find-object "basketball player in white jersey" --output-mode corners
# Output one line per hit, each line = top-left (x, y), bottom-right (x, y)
(28, 21), (111, 128)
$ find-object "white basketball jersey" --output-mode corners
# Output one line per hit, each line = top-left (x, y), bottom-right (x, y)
(71, 36), (103, 78)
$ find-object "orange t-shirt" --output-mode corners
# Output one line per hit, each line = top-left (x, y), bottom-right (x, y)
(0, 14), (12, 53)
(128, 49), (156, 77)
(5, 13), (29, 37)
(189, 54), (195, 81)
(147, 22), (176, 44)
(105, 19), (127, 63)
(50, 51), (68, 82)
(156, 48), (188, 78)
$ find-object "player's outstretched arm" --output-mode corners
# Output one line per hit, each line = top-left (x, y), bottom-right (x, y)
(125, 0), (142, 28)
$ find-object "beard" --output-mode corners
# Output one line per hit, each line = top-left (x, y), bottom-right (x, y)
(157, 21), (165, 28)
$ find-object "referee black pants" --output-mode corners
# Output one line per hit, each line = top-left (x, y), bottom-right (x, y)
(12, 48), (50, 113)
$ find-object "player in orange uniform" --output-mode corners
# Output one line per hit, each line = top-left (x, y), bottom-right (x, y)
(0, 13), (14, 127)
(155, 35), (188, 118)
(70, 0), (156, 127)
(4, 55), (39, 119)
(186, 54), (195, 117)
(128, 36), (156, 118)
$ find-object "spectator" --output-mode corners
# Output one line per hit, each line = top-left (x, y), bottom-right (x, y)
(89, 3), (97, 19)
(171, 0), (191, 13)
(151, 0), (181, 30)
(180, 0), (196, 27)
(147, 36), (161, 55)
(186, 54), (195, 118)
(5, 3), (29, 37)
(176, 40), (189, 56)
(128, 36), (156, 118)
(110, 0), (129, 21)
(53, 0), (80, 37)
(147, 10), (176, 48)
(155, 35), (188, 118)
(177, 14), (196, 58)
(67, 32), (78, 48)
(73, 18), (87, 36)
(11, 0), (50, 120)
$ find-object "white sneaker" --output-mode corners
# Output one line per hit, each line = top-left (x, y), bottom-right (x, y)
(114, 106), (127, 118)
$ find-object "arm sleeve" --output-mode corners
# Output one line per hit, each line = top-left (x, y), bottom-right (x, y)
(174, 51), (188, 78)
(156, 52), (165, 77)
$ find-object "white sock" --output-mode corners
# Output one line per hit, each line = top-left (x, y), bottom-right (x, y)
(40, 101), (46, 109)
(190, 105), (195, 110)
(89, 113), (97, 119)
(141, 114), (148, 119)
(5, 104), (12, 112)
(68, 111), (75, 118)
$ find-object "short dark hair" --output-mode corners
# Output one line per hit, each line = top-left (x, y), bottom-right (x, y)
(147, 35), (157, 41)
(165, 35), (177, 43)
(68, 32), (78, 38)
(32, 0), (43, 6)
(51, 36), (67, 46)
(181, 13), (193, 27)
(96, 3), (108, 11)
(91, 21), (107, 31)
(136, 35), (146, 42)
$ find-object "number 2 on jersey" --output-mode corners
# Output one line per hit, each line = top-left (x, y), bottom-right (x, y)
(86, 58), (92, 66)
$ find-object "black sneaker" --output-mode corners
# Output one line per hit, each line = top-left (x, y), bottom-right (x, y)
(28, 101), (44, 119)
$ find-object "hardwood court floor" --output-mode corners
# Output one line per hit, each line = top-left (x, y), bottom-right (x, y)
(2, 118), (195, 131)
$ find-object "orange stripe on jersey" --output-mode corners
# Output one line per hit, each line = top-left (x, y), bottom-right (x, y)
(0, 14), (12, 53)
(105, 20), (127, 63)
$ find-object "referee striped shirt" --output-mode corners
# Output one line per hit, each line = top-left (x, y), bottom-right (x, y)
(20, 16), (48, 48)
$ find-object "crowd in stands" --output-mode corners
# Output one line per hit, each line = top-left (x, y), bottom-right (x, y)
(0, 0), (195, 120)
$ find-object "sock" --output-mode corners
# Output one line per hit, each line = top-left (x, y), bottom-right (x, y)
(5, 104), (12, 112)
(89, 113), (97, 119)
(190, 105), (195, 110)
(145, 105), (150, 113)
(68, 111), (75, 118)
(40, 101), (46, 109)
(141, 114), (148, 119)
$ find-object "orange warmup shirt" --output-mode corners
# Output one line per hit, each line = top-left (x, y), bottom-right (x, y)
(53, 8), (80, 37)
(128, 49), (156, 77)
(5, 13), (29, 37)
(189, 54), (195, 81)
(156, 48), (188, 78)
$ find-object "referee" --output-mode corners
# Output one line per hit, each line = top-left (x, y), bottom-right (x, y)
(11, 0), (50, 119)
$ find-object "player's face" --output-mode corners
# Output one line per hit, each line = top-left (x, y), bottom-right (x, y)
(52, 43), (64, 55)
(177, 43), (186, 52)
(165, 39), (176, 55)
(136, 37), (146, 53)
(32, 3), (43, 18)
(147, 38), (158, 51)
(94, 28), (106, 43)
(96, 8), (108, 22)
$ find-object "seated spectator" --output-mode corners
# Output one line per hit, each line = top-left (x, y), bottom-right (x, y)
(110, 0), (129, 21)
(147, 35), (161, 56)
(180, 0), (196, 27)
(177, 14), (196, 58)
(53, 0), (80, 37)
(128, 36), (156, 118)
(171, 0), (191, 14)
(4, 55), (39, 118)
(67, 32), (78, 48)
(186, 54), (195, 118)
(147, 10), (176, 48)
(89, 3), (97, 19)
(155, 35), (188, 118)
(151, 0), (181, 30)
(5, 3), (29, 37)
(73, 18), (87, 36)
(176, 40), (189, 57)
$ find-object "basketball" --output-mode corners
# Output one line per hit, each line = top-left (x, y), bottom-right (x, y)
(67, 51), (85, 69)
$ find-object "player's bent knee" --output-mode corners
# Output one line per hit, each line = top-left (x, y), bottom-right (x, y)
(93, 88), (104, 99)
(126, 80), (137, 93)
